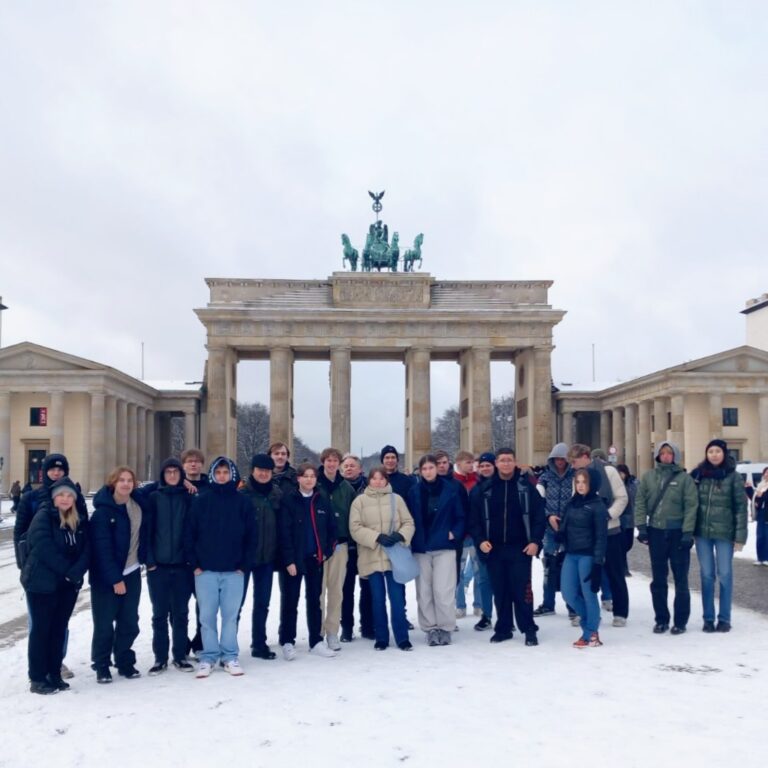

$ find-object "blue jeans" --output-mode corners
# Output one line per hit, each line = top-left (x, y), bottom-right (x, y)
(195, 571), (245, 664)
(695, 537), (734, 624)
(560, 554), (601, 639)
(368, 570), (409, 646)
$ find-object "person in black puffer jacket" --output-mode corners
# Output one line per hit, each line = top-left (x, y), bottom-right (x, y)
(557, 467), (608, 648)
(144, 458), (195, 674)
(89, 465), (148, 683)
(22, 477), (89, 695)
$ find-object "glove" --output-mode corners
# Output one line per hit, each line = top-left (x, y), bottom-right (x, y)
(637, 527), (649, 545)
(583, 563), (602, 593)
(390, 532), (405, 543)
(376, 534), (391, 546)
(679, 533), (694, 550)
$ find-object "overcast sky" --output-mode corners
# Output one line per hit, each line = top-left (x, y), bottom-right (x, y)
(1, 2), (766, 455)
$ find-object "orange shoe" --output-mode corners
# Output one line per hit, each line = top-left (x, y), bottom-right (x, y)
(588, 632), (603, 647)
(573, 636), (589, 648)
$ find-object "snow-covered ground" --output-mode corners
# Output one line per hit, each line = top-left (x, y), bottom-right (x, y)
(0, 499), (763, 768)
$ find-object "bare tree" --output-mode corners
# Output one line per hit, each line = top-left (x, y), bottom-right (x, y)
(431, 405), (460, 457)
(491, 394), (515, 451)
(236, 402), (271, 473)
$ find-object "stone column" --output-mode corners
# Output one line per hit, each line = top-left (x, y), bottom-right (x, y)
(624, 403), (637, 473)
(269, 347), (294, 456)
(670, 394), (685, 466)
(708, 394), (723, 440)
(759, 395), (768, 462)
(89, 393), (106, 493)
(405, 347), (431, 470)
(49, 392), (65, 455)
(184, 409), (197, 450)
(637, 400), (652, 474)
(459, 347), (491, 455)
(0, 392), (10, 494)
(127, 403), (138, 471)
(611, 407), (625, 463)
(145, 409), (156, 480)
(136, 407), (147, 480)
(104, 395), (117, 473)
(205, 346), (239, 460)
(116, 399), (128, 466)
(599, 410), (612, 453)
(653, 397), (667, 451)
(329, 347), (351, 453)
(561, 407), (574, 446)
(513, 346), (554, 466)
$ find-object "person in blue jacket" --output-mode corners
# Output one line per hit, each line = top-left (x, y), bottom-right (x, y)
(89, 465), (148, 684)
(407, 454), (464, 646)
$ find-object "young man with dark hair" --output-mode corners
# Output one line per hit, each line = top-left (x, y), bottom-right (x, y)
(380, 445), (416, 501)
(469, 448), (545, 646)
(270, 442), (298, 494)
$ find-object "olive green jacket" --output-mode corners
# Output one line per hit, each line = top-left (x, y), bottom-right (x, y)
(692, 467), (748, 544)
(634, 463), (698, 534)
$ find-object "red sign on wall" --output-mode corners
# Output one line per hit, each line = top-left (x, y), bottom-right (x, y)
(39, 407), (47, 426)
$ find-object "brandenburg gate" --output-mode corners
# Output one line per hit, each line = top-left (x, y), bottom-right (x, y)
(195, 272), (564, 469)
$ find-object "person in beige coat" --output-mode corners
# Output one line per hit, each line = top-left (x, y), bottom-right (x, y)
(350, 467), (415, 651)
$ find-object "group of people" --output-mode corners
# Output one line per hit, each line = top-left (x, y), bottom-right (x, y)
(12, 436), (750, 694)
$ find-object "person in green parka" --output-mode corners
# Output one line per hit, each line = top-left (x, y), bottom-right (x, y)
(690, 439), (748, 633)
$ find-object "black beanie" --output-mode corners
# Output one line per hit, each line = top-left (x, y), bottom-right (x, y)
(380, 445), (399, 462)
(705, 439), (728, 456)
(251, 453), (275, 471)
(43, 453), (69, 475)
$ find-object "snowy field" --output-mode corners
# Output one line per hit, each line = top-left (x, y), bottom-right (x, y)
(0, 499), (763, 768)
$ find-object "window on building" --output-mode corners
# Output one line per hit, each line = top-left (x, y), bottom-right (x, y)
(29, 407), (48, 426)
(722, 408), (738, 427)
(727, 448), (740, 462)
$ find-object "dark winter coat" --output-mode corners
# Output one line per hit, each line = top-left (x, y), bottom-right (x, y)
(407, 476), (465, 553)
(386, 471), (417, 507)
(691, 457), (748, 544)
(273, 464), (298, 495)
(279, 488), (337, 573)
(184, 459), (256, 573)
(239, 477), (282, 567)
(469, 469), (546, 557)
(559, 470), (608, 564)
(89, 486), (148, 590)
(316, 470), (355, 542)
(21, 500), (90, 593)
(145, 460), (193, 568)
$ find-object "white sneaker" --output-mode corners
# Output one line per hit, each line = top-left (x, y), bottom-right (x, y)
(282, 643), (297, 661)
(224, 659), (244, 676)
(310, 642), (337, 658)
(612, 616), (627, 627)
(570, 615), (581, 627)
(326, 634), (341, 651)
(456, 608), (467, 618)
(601, 600), (613, 612)
(196, 662), (212, 679)
(473, 607), (483, 617)
(60, 664), (74, 680)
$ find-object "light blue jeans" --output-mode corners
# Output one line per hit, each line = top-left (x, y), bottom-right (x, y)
(195, 571), (245, 664)
(695, 537), (734, 624)
(560, 554), (601, 639)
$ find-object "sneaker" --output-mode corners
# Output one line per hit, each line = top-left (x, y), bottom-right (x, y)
(524, 632), (539, 647)
(490, 632), (513, 643)
(47, 676), (70, 691)
(427, 629), (441, 647)
(251, 646), (277, 660)
(398, 641), (413, 652)
(118, 666), (141, 679)
(340, 629), (354, 643)
(456, 608), (467, 619)
(196, 662), (212, 678)
(573, 636), (589, 649)
(601, 600), (613, 612)
(438, 629), (452, 646)
(473, 606), (483, 617)
(30, 680), (58, 695)
(702, 620), (716, 633)
(588, 632), (603, 647)
(148, 662), (167, 676)
(96, 667), (112, 684)
(224, 659), (244, 676)
(310, 642), (337, 658)
(60, 663), (74, 680)
(653, 623), (669, 634)
(670, 626), (686, 635)
(374, 640), (388, 651)
(282, 643), (297, 661)
(612, 616), (627, 628)
(716, 621), (731, 633)
(172, 659), (194, 672)
(570, 615), (581, 627)
(474, 615), (492, 631)
(533, 604), (555, 616)
(326, 634), (342, 651)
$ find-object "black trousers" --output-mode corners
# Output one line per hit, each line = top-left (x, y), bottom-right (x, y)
(486, 547), (536, 635)
(604, 534), (630, 618)
(147, 565), (193, 664)
(278, 557), (323, 648)
(648, 527), (691, 628)
(239, 563), (275, 650)
(27, 584), (78, 683)
(341, 544), (373, 636)
(91, 569), (142, 671)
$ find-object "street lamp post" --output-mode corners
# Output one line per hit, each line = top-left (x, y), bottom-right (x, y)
(0, 297), (8, 348)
